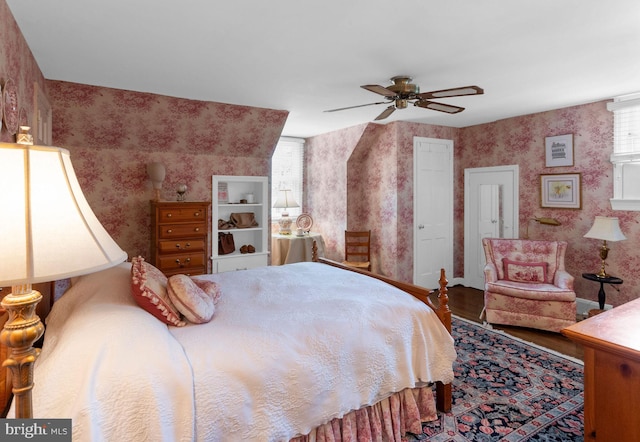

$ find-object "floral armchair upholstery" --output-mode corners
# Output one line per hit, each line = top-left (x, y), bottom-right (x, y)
(481, 238), (576, 332)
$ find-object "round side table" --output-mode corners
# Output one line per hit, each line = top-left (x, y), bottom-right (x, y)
(582, 273), (623, 310)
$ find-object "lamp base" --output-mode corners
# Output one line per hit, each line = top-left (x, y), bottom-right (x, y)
(0, 285), (45, 418)
(278, 213), (293, 235)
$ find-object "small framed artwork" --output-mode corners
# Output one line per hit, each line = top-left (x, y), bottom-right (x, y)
(545, 134), (574, 167)
(540, 173), (581, 209)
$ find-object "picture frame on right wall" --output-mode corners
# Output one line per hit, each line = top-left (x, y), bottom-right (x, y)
(540, 173), (581, 209)
(545, 134), (574, 167)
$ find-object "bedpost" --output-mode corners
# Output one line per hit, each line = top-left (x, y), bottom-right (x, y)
(435, 268), (452, 412)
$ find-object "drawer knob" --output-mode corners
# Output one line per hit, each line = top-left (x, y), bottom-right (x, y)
(167, 229), (173, 234)
(185, 242), (191, 248)
(194, 227), (200, 232)
(167, 213), (172, 218)
(194, 212), (201, 217)
(175, 243), (182, 249)
(175, 257), (192, 267)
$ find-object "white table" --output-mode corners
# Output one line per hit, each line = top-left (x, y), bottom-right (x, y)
(271, 233), (325, 265)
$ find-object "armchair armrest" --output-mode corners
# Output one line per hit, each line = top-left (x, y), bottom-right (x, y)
(483, 262), (498, 284)
(554, 270), (575, 290)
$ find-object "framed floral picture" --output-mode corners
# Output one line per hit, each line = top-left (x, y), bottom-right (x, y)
(540, 173), (581, 209)
(545, 134), (574, 167)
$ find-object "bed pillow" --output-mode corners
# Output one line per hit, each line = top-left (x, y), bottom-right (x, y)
(503, 258), (547, 283)
(167, 275), (216, 324)
(130, 256), (185, 326)
(193, 279), (222, 305)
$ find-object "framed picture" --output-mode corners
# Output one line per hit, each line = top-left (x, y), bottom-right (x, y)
(217, 182), (228, 203)
(540, 173), (581, 209)
(545, 134), (574, 167)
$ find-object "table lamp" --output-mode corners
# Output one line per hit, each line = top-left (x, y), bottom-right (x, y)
(584, 216), (626, 278)
(146, 162), (166, 201)
(273, 189), (299, 235)
(0, 133), (127, 418)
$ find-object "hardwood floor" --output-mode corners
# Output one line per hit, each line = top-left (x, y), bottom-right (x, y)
(431, 284), (584, 361)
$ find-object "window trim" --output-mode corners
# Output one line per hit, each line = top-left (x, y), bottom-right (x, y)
(608, 93), (640, 211)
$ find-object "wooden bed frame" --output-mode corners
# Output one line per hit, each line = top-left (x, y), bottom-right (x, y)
(1, 252), (453, 419)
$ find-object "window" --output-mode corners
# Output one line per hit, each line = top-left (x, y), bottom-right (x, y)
(271, 137), (304, 219)
(608, 93), (640, 210)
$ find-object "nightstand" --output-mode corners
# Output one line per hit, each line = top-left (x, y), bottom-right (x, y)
(581, 273), (623, 312)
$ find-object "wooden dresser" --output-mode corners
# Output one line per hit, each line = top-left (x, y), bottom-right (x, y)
(562, 297), (640, 441)
(150, 201), (211, 276)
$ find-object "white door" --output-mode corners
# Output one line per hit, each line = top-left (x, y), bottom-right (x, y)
(413, 137), (453, 289)
(464, 165), (519, 290)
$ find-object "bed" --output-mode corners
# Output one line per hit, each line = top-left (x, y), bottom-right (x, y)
(4, 258), (456, 441)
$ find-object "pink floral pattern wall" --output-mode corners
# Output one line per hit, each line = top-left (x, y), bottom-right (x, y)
(46, 80), (287, 259)
(0, 0), (46, 144)
(307, 103), (640, 306)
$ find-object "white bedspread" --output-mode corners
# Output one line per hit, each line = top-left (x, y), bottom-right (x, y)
(16, 262), (455, 442)
(177, 263), (456, 441)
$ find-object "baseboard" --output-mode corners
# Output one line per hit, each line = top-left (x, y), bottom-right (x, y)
(576, 297), (612, 320)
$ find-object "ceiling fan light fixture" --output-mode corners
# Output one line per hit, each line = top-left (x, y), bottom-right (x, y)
(326, 76), (482, 119)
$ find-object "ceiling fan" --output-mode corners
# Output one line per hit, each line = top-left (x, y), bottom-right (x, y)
(325, 76), (484, 121)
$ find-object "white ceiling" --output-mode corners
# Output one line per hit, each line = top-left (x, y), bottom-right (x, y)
(7, 0), (640, 138)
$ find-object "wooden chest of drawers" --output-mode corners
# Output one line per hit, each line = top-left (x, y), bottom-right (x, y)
(150, 201), (211, 276)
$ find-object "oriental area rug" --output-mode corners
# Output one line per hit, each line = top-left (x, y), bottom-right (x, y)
(407, 317), (584, 441)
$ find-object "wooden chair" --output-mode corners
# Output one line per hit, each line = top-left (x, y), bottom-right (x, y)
(342, 230), (371, 271)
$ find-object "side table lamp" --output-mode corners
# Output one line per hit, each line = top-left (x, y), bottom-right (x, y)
(273, 189), (299, 235)
(0, 133), (127, 418)
(584, 216), (627, 278)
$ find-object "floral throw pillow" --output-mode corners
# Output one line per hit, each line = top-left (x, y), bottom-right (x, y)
(503, 258), (547, 283)
(130, 256), (185, 326)
(167, 275), (217, 324)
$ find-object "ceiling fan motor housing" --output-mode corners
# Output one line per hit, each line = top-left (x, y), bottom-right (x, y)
(387, 76), (420, 98)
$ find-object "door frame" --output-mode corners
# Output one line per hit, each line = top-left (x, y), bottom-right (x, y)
(463, 165), (519, 289)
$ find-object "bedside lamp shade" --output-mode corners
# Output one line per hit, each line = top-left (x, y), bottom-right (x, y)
(0, 141), (127, 418)
(584, 216), (626, 278)
(0, 143), (127, 283)
(273, 189), (299, 235)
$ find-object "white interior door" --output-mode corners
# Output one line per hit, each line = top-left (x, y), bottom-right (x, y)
(413, 137), (453, 289)
(464, 165), (519, 290)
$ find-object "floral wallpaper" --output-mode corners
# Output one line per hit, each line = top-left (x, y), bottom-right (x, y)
(0, 0), (46, 144)
(46, 80), (287, 260)
(307, 102), (640, 306)
(3, 0), (639, 308)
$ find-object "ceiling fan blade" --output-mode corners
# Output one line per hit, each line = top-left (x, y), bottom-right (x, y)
(418, 85), (484, 100)
(361, 84), (397, 97)
(374, 106), (396, 120)
(415, 100), (465, 114)
(324, 101), (388, 113)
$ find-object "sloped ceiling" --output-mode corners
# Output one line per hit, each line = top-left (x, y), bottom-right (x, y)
(7, 0), (640, 138)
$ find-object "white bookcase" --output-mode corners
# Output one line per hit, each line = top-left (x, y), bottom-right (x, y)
(211, 175), (269, 272)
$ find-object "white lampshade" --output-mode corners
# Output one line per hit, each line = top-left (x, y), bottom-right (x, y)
(273, 189), (300, 210)
(0, 142), (127, 286)
(146, 162), (166, 190)
(584, 216), (627, 242)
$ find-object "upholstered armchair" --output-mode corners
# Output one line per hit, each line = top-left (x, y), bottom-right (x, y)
(481, 238), (577, 332)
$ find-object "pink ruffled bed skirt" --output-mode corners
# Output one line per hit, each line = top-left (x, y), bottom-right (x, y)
(290, 386), (437, 442)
